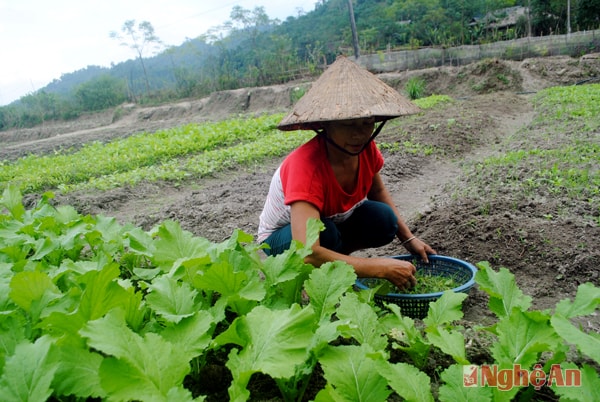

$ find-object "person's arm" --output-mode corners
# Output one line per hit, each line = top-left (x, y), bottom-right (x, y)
(290, 200), (417, 289)
(367, 173), (437, 262)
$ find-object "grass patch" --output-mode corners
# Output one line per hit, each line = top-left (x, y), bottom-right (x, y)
(0, 114), (315, 194)
(459, 84), (600, 225)
(378, 140), (436, 156)
(413, 94), (453, 109)
(61, 129), (313, 192)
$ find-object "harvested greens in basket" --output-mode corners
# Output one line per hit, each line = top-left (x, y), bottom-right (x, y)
(376, 272), (461, 295)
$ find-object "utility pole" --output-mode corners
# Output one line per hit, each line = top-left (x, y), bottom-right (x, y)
(567, 0), (571, 35)
(527, 0), (532, 37)
(347, 0), (360, 59)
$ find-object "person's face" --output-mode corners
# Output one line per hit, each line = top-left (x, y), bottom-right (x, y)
(324, 118), (375, 155)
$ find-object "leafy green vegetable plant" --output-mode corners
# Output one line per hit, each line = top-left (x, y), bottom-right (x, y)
(436, 261), (600, 401)
(0, 184), (598, 401)
(0, 114), (312, 194)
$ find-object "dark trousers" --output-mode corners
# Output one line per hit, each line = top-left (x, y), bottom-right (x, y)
(263, 200), (399, 256)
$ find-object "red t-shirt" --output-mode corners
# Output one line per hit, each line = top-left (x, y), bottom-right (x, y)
(257, 135), (384, 242)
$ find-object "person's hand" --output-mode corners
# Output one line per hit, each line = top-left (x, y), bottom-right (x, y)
(374, 257), (416, 289)
(403, 237), (436, 263)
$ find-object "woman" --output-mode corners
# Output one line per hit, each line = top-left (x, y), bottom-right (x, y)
(257, 56), (436, 289)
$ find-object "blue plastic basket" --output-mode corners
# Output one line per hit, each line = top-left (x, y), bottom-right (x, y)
(354, 254), (477, 319)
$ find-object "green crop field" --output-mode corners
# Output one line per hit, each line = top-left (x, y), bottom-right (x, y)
(0, 85), (598, 401)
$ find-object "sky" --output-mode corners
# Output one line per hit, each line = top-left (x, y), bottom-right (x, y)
(0, 0), (319, 106)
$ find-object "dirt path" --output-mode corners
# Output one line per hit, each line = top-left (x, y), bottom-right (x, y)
(386, 106), (536, 223)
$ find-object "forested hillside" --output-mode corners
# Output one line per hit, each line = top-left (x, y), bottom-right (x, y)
(1, 0), (599, 130)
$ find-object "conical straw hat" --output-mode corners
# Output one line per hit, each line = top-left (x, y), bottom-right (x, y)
(278, 56), (420, 131)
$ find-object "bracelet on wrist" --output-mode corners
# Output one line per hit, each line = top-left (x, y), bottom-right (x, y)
(400, 236), (416, 246)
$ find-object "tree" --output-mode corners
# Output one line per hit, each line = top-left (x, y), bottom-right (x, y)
(575, 0), (600, 30)
(230, 5), (272, 32)
(219, 6), (283, 86)
(74, 75), (127, 111)
(18, 91), (63, 126)
(530, 0), (566, 35)
(0, 105), (20, 130)
(110, 20), (163, 96)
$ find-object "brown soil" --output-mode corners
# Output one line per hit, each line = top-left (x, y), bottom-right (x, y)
(1, 55), (599, 398)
